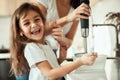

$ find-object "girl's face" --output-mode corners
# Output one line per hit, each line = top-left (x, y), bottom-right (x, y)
(19, 10), (44, 42)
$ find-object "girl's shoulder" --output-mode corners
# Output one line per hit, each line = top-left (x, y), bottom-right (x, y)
(25, 42), (49, 51)
(26, 42), (37, 47)
(25, 42), (41, 51)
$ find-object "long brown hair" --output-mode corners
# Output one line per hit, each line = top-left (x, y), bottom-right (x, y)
(10, 2), (45, 76)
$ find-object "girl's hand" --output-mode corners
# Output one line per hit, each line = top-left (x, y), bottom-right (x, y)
(66, 3), (90, 22)
(51, 22), (63, 43)
(51, 22), (71, 49)
(46, 21), (71, 49)
(78, 52), (97, 65)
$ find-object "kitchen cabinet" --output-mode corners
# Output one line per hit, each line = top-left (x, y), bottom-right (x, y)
(0, 60), (15, 80)
(0, 0), (102, 16)
(0, 0), (29, 16)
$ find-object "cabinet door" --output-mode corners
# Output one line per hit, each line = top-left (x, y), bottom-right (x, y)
(0, 0), (29, 16)
(0, 59), (15, 80)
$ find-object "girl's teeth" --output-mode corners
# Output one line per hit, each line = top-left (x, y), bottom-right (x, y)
(31, 29), (40, 34)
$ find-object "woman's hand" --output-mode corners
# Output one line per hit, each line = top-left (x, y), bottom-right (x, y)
(66, 3), (90, 22)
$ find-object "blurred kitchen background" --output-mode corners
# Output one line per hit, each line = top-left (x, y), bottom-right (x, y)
(0, 0), (120, 80)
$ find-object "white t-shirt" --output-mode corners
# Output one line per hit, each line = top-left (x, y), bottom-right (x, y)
(38, 0), (74, 49)
(24, 42), (61, 80)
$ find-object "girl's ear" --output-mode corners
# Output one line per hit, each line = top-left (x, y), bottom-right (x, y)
(20, 29), (24, 36)
(20, 32), (23, 36)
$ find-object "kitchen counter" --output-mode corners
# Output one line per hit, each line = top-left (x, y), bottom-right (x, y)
(0, 53), (10, 59)
(62, 55), (107, 80)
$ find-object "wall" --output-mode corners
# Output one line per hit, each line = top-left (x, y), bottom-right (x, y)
(0, 0), (29, 49)
(0, 0), (29, 16)
(90, 0), (120, 56)
(91, 0), (120, 80)
(0, 16), (11, 49)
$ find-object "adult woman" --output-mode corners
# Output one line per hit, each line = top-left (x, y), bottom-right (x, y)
(33, 0), (90, 51)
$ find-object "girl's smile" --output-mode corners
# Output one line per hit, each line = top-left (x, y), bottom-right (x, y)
(31, 28), (41, 35)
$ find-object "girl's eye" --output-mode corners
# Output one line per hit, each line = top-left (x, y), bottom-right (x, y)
(24, 22), (30, 26)
(35, 18), (41, 22)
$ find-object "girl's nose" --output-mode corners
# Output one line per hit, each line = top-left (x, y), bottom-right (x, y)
(31, 23), (36, 28)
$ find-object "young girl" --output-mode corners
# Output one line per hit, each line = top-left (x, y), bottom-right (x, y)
(10, 2), (97, 80)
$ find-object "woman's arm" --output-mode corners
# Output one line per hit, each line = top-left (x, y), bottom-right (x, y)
(32, 1), (47, 17)
(33, 2), (90, 34)
(65, 20), (79, 40)
(33, 2), (90, 44)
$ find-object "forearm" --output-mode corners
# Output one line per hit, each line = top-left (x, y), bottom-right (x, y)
(58, 38), (72, 64)
(62, 37), (72, 49)
(48, 53), (97, 80)
(58, 50), (67, 64)
(47, 59), (83, 80)
(56, 16), (71, 27)
(65, 20), (78, 40)
(45, 15), (78, 36)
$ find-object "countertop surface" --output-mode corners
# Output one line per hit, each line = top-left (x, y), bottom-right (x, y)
(0, 53), (10, 59)
(62, 55), (107, 80)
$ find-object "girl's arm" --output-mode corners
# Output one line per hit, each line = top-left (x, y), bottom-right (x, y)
(51, 21), (72, 49)
(51, 22), (74, 64)
(36, 53), (97, 80)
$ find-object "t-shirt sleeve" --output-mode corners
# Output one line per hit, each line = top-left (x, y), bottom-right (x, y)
(37, 0), (49, 9)
(24, 43), (46, 68)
